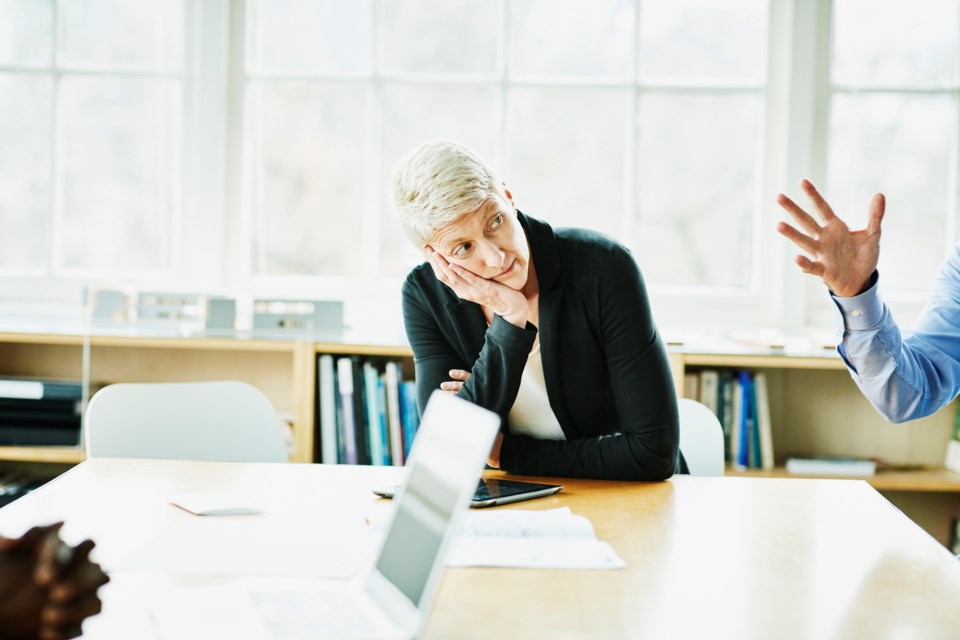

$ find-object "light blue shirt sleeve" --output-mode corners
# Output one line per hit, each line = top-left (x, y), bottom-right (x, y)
(831, 243), (960, 423)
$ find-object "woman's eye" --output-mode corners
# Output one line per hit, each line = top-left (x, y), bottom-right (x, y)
(454, 243), (472, 257)
(491, 214), (503, 229)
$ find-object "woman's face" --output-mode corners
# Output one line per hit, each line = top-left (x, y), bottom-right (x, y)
(428, 198), (531, 291)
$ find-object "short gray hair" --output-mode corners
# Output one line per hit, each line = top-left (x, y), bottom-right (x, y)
(391, 140), (507, 248)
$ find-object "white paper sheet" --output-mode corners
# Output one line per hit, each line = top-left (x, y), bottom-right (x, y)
(115, 519), (376, 578)
(445, 507), (626, 569)
(446, 536), (626, 569)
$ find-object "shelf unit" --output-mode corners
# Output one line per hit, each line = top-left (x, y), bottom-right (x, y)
(2, 330), (959, 543)
(0, 330), (416, 467)
(668, 348), (960, 544)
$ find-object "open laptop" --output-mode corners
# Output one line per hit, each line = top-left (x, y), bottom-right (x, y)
(151, 390), (499, 640)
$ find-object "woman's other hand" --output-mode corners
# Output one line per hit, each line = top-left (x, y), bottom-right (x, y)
(440, 369), (471, 395)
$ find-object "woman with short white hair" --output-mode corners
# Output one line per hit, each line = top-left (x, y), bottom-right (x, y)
(393, 139), (678, 480)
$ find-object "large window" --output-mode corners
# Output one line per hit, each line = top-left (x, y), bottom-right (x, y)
(2, 0), (959, 336)
(0, 0), (183, 281)
(826, 0), (960, 300)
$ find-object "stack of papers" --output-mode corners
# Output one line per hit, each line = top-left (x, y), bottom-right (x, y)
(446, 507), (625, 570)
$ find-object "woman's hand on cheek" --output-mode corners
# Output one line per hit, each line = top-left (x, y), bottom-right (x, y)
(425, 248), (527, 327)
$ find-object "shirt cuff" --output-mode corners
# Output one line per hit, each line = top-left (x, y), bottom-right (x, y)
(830, 272), (884, 331)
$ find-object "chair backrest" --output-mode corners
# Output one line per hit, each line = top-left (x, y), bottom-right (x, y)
(677, 398), (725, 476)
(84, 381), (287, 463)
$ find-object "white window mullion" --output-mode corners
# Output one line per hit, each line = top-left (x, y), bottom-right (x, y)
(177, 0), (228, 291)
(771, 0), (833, 333)
(223, 0), (250, 293)
(363, 0), (383, 279)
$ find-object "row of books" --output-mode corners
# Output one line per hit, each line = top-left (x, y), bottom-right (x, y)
(315, 355), (420, 466)
(0, 378), (83, 446)
(684, 369), (774, 470)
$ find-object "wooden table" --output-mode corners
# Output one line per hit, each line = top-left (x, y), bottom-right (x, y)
(1, 459), (959, 639)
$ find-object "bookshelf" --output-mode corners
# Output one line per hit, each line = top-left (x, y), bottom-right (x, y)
(2, 328), (959, 543)
(0, 328), (416, 467)
(669, 347), (960, 544)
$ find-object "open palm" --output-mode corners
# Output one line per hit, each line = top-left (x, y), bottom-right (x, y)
(776, 179), (885, 298)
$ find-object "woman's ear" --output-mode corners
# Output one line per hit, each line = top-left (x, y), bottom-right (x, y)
(502, 182), (513, 203)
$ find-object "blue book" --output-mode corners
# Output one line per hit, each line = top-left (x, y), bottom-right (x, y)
(376, 376), (391, 466)
(749, 373), (762, 468)
(736, 370), (751, 469)
(399, 381), (420, 459)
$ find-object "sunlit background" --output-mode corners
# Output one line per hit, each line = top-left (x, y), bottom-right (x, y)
(1, 0), (958, 337)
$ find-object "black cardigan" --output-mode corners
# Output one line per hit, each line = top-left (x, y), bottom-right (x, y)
(401, 212), (679, 480)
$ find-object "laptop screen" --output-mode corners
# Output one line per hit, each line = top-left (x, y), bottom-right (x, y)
(375, 463), (458, 606)
(373, 392), (499, 608)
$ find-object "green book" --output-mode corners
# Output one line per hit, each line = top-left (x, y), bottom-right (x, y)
(952, 401), (960, 441)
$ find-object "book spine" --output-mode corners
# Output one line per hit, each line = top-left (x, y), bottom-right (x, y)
(754, 372), (774, 470)
(336, 357), (358, 465)
(363, 362), (384, 466)
(375, 375), (390, 465)
(718, 371), (735, 463)
(400, 381), (420, 459)
(698, 370), (719, 415)
(317, 355), (338, 465)
(747, 373), (760, 469)
(735, 371), (750, 470)
(384, 362), (404, 466)
(350, 356), (370, 466)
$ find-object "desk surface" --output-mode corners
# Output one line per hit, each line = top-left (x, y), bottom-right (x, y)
(1, 459), (959, 639)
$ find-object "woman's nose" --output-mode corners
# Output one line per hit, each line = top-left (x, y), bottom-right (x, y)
(479, 241), (506, 268)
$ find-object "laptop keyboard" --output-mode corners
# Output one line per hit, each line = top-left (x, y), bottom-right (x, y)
(249, 588), (387, 639)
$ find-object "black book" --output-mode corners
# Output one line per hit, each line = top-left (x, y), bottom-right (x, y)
(351, 356), (370, 466)
(0, 425), (81, 446)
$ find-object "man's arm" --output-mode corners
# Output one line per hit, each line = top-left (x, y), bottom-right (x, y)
(834, 247), (960, 422)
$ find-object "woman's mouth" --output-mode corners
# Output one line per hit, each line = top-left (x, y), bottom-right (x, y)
(495, 260), (515, 279)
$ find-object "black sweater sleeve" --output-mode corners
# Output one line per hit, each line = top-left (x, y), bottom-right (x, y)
(401, 274), (537, 419)
(497, 244), (679, 481)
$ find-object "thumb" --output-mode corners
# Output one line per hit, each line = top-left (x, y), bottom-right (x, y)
(866, 193), (885, 235)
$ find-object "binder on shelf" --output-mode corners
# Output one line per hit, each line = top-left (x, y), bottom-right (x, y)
(0, 378), (82, 447)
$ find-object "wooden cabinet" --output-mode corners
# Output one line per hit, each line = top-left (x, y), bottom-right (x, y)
(669, 349), (960, 545)
(0, 331), (415, 467)
(3, 331), (959, 543)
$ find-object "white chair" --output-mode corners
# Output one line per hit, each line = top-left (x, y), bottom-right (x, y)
(84, 381), (288, 462)
(677, 398), (725, 476)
